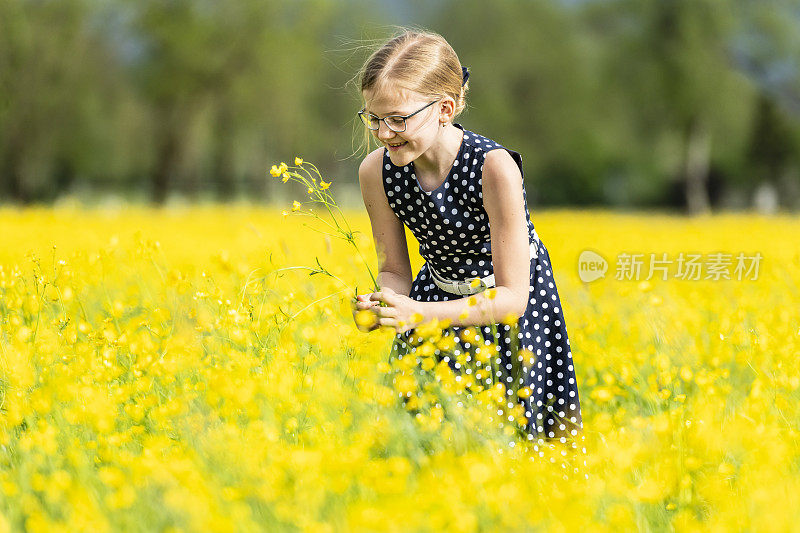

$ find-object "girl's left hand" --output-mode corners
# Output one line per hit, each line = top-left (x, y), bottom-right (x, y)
(369, 287), (424, 334)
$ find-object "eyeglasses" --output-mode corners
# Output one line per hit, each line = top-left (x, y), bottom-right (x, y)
(357, 99), (440, 133)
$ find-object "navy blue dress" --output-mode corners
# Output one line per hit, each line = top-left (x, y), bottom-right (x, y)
(383, 123), (584, 451)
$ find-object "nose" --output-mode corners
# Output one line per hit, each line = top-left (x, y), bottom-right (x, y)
(376, 120), (397, 141)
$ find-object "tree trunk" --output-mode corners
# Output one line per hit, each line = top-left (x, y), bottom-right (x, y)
(1, 138), (27, 203)
(213, 104), (235, 200)
(684, 116), (711, 215)
(152, 130), (180, 205)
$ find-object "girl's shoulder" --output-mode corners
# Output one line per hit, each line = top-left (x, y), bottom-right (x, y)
(460, 125), (525, 177)
(357, 146), (387, 186)
(459, 124), (507, 154)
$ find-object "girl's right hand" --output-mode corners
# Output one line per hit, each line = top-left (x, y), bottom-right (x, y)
(351, 293), (380, 332)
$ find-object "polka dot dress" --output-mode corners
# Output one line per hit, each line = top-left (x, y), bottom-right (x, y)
(384, 123), (584, 454)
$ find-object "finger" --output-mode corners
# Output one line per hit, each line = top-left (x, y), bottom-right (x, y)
(371, 291), (396, 304)
(355, 300), (378, 310)
(377, 306), (397, 318)
(378, 317), (396, 328)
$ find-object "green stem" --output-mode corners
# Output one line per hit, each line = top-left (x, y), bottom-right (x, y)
(276, 288), (349, 333)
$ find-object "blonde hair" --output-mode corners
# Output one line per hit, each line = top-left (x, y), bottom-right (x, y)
(350, 26), (469, 157)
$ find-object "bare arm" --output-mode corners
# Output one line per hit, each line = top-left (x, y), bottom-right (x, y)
(417, 148), (530, 326)
(358, 148), (413, 297)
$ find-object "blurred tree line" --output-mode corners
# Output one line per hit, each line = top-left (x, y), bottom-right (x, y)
(1, 0), (800, 211)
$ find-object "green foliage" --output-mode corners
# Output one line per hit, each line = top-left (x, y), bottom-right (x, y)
(0, 0), (799, 208)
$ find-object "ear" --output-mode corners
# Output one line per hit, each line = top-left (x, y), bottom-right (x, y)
(438, 96), (456, 123)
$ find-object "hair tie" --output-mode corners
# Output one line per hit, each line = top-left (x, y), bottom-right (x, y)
(462, 66), (469, 87)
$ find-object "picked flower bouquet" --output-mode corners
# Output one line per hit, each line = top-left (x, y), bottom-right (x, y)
(269, 157), (384, 332)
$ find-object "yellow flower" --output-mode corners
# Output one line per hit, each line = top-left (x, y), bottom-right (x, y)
(291, 200), (301, 212)
(518, 348), (535, 365)
(279, 162), (288, 173)
(355, 310), (377, 329)
(269, 165), (281, 177)
(469, 278), (481, 288)
(410, 312), (424, 323)
(436, 335), (455, 351)
(307, 187), (313, 194)
(282, 175), (290, 183)
(501, 312), (518, 326)
(295, 157), (303, 165)
(475, 349), (490, 364)
(281, 210), (289, 217)
(419, 342), (435, 357)
(320, 180), (331, 190)
(517, 386), (532, 399)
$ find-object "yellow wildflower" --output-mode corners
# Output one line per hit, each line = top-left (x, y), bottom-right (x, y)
(295, 156), (303, 165)
(436, 335), (455, 351)
(518, 348), (535, 365)
(501, 312), (518, 326)
(291, 200), (301, 212)
(278, 162), (288, 173)
(281, 210), (289, 217)
(282, 174), (290, 183)
(307, 187), (313, 194)
(469, 278), (481, 288)
(269, 165), (281, 177)
(355, 310), (377, 329)
(320, 180), (331, 190)
(419, 342), (435, 357)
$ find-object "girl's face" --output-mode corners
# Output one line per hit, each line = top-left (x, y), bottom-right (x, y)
(362, 87), (443, 166)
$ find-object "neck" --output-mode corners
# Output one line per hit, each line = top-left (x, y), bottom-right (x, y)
(414, 123), (463, 177)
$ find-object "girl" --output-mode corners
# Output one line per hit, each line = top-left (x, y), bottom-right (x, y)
(351, 28), (584, 450)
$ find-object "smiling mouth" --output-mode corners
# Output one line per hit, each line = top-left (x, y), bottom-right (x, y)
(387, 142), (407, 147)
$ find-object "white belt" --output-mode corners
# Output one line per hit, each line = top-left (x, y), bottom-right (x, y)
(428, 236), (540, 296)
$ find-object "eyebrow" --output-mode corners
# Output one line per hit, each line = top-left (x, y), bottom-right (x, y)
(365, 108), (405, 116)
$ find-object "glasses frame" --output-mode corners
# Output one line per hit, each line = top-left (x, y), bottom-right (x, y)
(358, 99), (440, 133)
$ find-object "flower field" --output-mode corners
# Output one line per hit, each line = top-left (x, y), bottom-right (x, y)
(0, 205), (798, 532)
